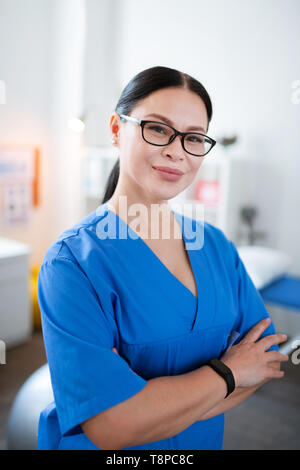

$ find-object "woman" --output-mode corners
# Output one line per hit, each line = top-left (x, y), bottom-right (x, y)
(37, 66), (288, 450)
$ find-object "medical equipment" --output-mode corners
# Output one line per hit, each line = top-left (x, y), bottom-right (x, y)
(259, 276), (300, 355)
(237, 245), (300, 356)
(6, 363), (53, 450)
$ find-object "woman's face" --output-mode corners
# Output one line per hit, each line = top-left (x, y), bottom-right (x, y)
(110, 86), (209, 205)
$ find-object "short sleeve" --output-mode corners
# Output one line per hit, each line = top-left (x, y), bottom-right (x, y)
(228, 241), (279, 353)
(37, 256), (147, 437)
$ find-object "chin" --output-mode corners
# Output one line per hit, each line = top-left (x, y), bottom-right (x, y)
(151, 188), (182, 203)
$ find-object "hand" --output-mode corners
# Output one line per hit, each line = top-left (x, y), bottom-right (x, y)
(221, 318), (289, 388)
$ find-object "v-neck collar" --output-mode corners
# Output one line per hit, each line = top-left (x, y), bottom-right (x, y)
(99, 201), (211, 331)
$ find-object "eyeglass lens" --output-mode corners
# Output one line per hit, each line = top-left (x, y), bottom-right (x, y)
(143, 122), (212, 156)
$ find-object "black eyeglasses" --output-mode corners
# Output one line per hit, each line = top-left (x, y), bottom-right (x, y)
(119, 114), (217, 157)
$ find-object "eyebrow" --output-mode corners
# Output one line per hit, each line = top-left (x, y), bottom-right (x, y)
(144, 113), (207, 133)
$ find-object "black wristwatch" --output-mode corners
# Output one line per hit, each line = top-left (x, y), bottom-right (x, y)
(205, 358), (235, 398)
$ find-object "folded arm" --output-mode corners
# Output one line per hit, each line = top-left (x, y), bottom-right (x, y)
(199, 361), (281, 420)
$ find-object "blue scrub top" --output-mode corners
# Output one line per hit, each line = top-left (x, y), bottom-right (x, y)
(37, 202), (278, 450)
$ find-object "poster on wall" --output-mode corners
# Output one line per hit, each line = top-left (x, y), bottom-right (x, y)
(3, 183), (32, 225)
(0, 147), (39, 227)
(195, 180), (220, 207)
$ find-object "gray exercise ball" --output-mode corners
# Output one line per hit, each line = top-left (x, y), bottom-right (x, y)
(6, 363), (54, 450)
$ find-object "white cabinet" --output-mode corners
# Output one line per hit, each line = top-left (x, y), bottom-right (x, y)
(81, 146), (254, 244)
(81, 146), (118, 216)
(170, 152), (255, 244)
(0, 237), (32, 348)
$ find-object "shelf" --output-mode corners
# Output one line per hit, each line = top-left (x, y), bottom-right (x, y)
(81, 148), (254, 244)
(83, 146), (119, 160)
(84, 189), (103, 199)
(82, 146), (118, 202)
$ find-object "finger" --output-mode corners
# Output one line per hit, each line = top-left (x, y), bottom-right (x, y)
(240, 318), (271, 344)
(265, 351), (289, 363)
(259, 333), (287, 351)
(265, 367), (285, 379)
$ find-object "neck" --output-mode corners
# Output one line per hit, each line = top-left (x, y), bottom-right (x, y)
(106, 195), (180, 241)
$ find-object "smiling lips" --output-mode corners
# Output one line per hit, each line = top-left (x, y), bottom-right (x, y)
(152, 166), (184, 175)
(152, 166), (184, 182)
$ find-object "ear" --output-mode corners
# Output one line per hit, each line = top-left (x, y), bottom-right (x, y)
(110, 112), (120, 138)
(110, 113), (121, 147)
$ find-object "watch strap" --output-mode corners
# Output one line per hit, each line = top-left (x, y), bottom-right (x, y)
(205, 358), (235, 398)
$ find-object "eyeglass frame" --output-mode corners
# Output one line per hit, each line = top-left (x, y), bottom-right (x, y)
(118, 113), (217, 157)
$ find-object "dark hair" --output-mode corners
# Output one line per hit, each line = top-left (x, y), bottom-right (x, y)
(101, 65), (213, 204)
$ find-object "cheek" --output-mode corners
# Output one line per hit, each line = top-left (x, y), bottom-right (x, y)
(187, 158), (203, 180)
(125, 143), (153, 177)
(194, 156), (204, 169)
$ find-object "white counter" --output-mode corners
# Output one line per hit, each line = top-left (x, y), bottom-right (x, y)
(0, 237), (32, 348)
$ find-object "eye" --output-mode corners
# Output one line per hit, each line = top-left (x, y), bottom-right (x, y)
(148, 125), (166, 134)
(186, 135), (204, 143)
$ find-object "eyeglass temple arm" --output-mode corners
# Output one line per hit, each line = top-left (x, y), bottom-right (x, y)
(119, 114), (141, 124)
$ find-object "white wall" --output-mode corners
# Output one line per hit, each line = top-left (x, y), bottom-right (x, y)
(0, 0), (86, 263)
(117, 0), (300, 274)
(0, 0), (124, 264)
(83, 0), (122, 147)
(47, 0), (86, 240)
(1, 0), (299, 275)
(0, 0), (53, 264)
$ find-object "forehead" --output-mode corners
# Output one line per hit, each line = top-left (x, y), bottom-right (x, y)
(132, 87), (208, 130)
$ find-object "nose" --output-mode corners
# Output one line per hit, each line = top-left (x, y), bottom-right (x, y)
(161, 134), (184, 159)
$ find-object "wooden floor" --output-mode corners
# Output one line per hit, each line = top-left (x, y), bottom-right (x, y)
(0, 331), (299, 450)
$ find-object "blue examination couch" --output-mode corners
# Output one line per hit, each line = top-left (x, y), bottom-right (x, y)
(259, 274), (300, 312)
